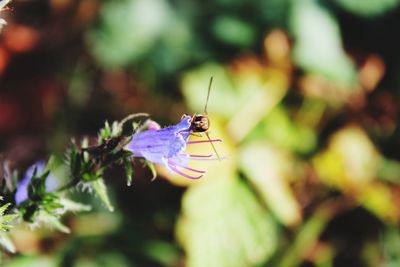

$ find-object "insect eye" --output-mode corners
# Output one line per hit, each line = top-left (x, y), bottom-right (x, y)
(193, 116), (203, 122)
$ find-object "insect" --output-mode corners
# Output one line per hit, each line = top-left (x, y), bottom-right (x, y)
(187, 77), (221, 160)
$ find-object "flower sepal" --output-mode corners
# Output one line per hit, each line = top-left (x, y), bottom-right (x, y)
(14, 161), (62, 223)
(27, 166), (51, 201)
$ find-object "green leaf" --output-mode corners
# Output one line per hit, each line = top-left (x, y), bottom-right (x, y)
(91, 179), (114, 212)
(100, 121), (112, 140)
(378, 159), (400, 183)
(212, 16), (256, 47)
(88, 0), (174, 67)
(0, 202), (10, 215)
(278, 209), (331, 267)
(176, 177), (277, 267)
(290, 0), (356, 85)
(382, 227), (400, 267)
(68, 146), (82, 178)
(82, 171), (100, 182)
(123, 157), (133, 186)
(141, 240), (180, 266)
(0, 233), (15, 253)
(333, 0), (400, 17)
(181, 64), (239, 119)
(37, 211), (70, 234)
(0, 255), (56, 267)
(145, 160), (157, 181)
(59, 198), (91, 213)
(247, 106), (317, 154)
(28, 170), (50, 199)
(0, 203), (18, 232)
(0, 214), (18, 230)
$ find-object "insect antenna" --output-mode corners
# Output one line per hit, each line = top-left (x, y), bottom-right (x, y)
(203, 77), (221, 160)
(204, 76), (213, 114)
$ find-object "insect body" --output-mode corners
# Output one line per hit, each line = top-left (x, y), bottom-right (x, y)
(187, 77), (221, 159)
(190, 114), (209, 132)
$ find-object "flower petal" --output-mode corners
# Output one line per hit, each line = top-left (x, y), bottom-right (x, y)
(127, 115), (192, 166)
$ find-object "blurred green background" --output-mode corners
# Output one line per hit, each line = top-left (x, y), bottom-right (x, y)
(1, 0), (400, 266)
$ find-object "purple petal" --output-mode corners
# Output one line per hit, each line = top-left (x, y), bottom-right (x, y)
(15, 175), (30, 206)
(174, 115), (192, 133)
(126, 115), (192, 166)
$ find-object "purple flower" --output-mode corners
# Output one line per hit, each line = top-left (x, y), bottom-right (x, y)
(126, 115), (221, 179)
(15, 161), (58, 205)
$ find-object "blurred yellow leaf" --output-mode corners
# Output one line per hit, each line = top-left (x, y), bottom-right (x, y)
(313, 126), (400, 222)
(227, 68), (289, 143)
(313, 126), (381, 190)
(240, 142), (302, 226)
(357, 182), (399, 223)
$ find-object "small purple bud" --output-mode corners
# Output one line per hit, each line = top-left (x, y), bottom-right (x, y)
(15, 161), (58, 205)
(144, 120), (161, 131)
